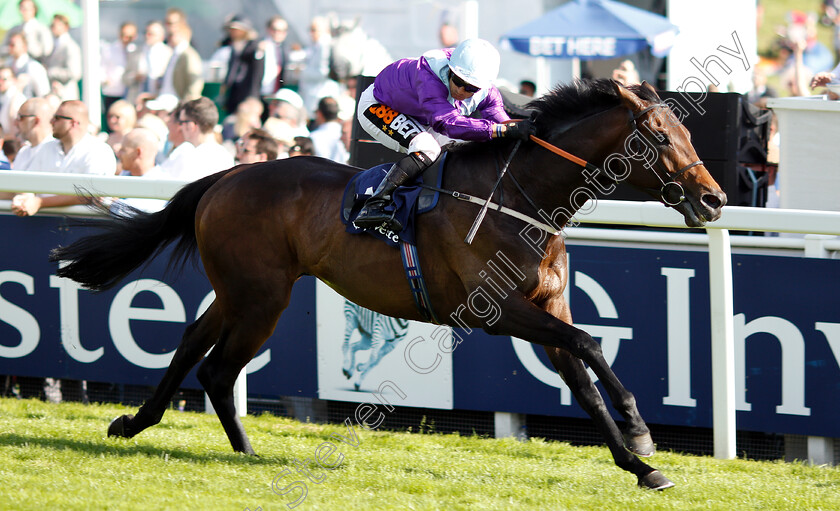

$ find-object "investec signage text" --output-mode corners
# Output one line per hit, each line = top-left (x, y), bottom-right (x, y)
(0, 215), (838, 436)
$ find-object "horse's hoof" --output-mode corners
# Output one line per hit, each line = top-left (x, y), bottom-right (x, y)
(638, 470), (675, 490)
(625, 432), (656, 457)
(353, 383), (360, 391)
(108, 414), (135, 438)
(342, 368), (351, 379)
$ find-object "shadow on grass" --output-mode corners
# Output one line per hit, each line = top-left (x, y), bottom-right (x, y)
(0, 432), (294, 466)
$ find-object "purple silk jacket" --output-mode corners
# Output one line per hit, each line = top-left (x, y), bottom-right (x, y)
(372, 48), (510, 141)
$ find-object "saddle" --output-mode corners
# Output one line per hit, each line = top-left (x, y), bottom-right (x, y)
(341, 154), (446, 247)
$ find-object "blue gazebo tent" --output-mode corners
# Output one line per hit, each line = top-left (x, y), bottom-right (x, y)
(500, 0), (679, 60)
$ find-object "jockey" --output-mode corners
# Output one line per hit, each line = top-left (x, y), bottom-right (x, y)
(354, 38), (536, 232)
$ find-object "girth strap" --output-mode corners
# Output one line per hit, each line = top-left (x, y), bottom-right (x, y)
(399, 241), (441, 324)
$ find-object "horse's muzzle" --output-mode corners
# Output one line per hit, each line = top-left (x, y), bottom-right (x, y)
(700, 190), (726, 221)
(681, 189), (727, 227)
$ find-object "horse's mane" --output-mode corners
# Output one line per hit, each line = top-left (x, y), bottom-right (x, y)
(528, 78), (658, 129)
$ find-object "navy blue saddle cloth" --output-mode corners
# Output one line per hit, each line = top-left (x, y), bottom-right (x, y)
(341, 154), (445, 247)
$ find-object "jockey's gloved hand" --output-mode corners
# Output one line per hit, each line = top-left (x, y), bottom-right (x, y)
(503, 119), (537, 140)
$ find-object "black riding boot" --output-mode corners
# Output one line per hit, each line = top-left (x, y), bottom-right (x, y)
(354, 152), (433, 231)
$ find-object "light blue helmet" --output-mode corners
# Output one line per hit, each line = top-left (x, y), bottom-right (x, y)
(448, 38), (500, 90)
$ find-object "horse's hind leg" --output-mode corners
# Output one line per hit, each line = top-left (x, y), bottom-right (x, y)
(195, 278), (293, 454)
(108, 303), (223, 439)
(197, 336), (257, 454)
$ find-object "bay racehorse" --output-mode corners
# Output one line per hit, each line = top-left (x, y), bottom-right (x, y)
(50, 79), (726, 490)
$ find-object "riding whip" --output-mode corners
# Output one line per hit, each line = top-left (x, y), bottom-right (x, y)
(464, 139), (522, 245)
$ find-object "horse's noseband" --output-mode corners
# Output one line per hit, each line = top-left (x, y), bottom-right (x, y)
(631, 104), (703, 206)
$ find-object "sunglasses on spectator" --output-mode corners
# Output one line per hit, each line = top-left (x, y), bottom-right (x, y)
(236, 140), (254, 153)
(52, 114), (75, 122)
(450, 72), (480, 93)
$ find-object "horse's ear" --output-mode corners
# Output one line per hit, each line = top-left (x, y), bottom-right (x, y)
(639, 80), (660, 99)
(612, 79), (644, 111)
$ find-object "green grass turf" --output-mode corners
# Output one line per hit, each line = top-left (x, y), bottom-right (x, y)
(1, 398), (839, 510)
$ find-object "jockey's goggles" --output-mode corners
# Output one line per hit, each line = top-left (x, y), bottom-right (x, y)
(449, 71), (481, 93)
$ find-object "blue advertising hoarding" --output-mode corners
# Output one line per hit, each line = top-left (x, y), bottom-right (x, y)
(0, 213), (317, 398)
(449, 245), (840, 437)
(0, 213), (838, 437)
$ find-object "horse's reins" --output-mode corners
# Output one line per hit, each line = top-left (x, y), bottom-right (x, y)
(464, 139), (522, 244)
(529, 134), (599, 172)
(449, 103), (704, 244)
(529, 103), (703, 208)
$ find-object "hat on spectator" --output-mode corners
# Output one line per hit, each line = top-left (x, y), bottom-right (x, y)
(263, 118), (297, 147)
(146, 94), (179, 112)
(264, 88), (304, 110)
(225, 14), (254, 33)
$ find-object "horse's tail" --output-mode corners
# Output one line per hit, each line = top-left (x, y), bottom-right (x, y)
(49, 170), (234, 292)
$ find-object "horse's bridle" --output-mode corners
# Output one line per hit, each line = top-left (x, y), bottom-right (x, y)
(530, 102), (703, 207)
(629, 103), (704, 206)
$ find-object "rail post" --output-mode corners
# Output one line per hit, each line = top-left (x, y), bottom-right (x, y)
(707, 228), (736, 459)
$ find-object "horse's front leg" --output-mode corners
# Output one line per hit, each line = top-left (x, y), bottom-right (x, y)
(538, 293), (655, 457)
(484, 295), (672, 489)
(544, 347), (670, 489)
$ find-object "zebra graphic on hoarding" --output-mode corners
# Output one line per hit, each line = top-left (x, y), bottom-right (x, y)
(341, 300), (410, 391)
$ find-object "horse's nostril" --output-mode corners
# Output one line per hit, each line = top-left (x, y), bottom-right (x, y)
(702, 193), (723, 211)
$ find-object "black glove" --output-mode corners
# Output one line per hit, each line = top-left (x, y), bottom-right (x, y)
(503, 119), (536, 140)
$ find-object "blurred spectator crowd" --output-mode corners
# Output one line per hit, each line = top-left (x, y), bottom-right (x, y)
(6, 0), (840, 219)
(1, 1), (367, 217)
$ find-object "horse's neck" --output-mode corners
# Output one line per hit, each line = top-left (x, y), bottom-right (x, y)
(512, 106), (631, 228)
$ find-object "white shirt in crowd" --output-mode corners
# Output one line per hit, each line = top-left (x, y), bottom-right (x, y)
(158, 141), (195, 180)
(55, 133), (117, 175)
(310, 121), (348, 163)
(180, 141), (234, 181)
(13, 135), (60, 171)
